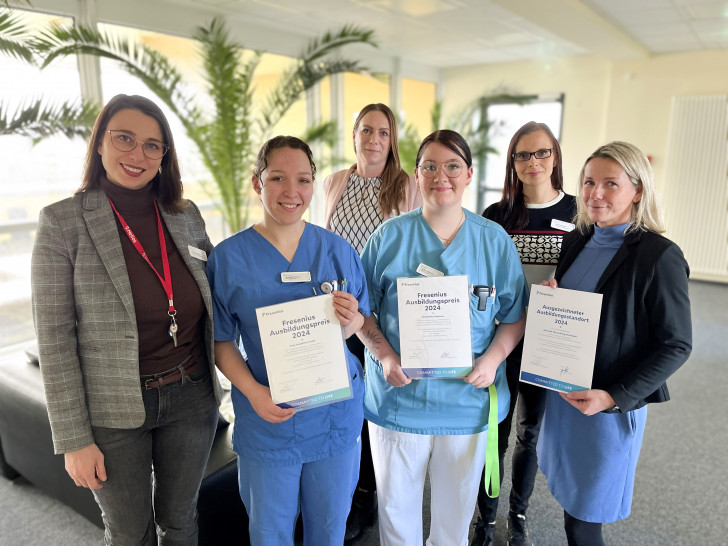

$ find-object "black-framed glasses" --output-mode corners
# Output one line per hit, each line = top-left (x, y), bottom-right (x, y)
(106, 130), (170, 160)
(512, 148), (553, 162)
(418, 160), (464, 178)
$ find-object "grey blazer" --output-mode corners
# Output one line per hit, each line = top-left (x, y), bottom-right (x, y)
(31, 188), (221, 454)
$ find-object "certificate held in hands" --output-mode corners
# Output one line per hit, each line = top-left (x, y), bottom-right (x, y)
(397, 275), (473, 378)
(520, 285), (602, 392)
(256, 294), (352, 410)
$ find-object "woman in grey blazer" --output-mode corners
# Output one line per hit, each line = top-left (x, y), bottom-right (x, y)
(31, 94), (221, 545)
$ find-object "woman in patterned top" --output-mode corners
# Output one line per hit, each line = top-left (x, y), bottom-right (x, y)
(471, 121), (576, 546)
(322, 102), (421, 541)
(323, 103), (421, 252)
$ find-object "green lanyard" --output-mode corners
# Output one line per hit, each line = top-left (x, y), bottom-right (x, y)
(483, 384), (500, 498)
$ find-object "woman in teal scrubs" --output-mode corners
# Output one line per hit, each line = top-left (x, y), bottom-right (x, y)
(358, 130), (528, 545)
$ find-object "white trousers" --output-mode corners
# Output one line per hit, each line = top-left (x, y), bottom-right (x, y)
(368, 421), (488, 546)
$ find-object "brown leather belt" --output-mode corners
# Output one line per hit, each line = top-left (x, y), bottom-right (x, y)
(142, 356), (199, 389)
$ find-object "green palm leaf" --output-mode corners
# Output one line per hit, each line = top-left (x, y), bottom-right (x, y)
(33, 23), (201, 130)
(0, 97), (99, 142)
(261, 26), (376, 134)
(301, 120), (338, 149)
(30, 17), (376, 232)
(0, 8), (34, 62)
(192, 17), (260, 232)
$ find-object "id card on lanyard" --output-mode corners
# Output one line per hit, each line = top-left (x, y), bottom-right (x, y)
(108, 198), (179, 346)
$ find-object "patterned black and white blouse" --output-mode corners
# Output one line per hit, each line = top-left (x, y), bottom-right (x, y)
(330, 172), (385, 253)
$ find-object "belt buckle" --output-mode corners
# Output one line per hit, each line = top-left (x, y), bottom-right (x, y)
(144, 377), (160, 390)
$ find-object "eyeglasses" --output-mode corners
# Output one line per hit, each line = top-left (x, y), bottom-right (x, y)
(512, 148), (553, 162)
(106, 130), (170, 160)
(418, 160), (464, 178)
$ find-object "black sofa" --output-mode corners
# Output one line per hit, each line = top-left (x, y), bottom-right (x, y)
(0, 345), (249, 545)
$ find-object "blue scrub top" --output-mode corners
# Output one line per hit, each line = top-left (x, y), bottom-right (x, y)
(208, 223), (370, 465)
(361, 208), (528, 435)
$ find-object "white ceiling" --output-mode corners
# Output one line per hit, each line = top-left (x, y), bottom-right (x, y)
(157, 0), (728, 67)
(24, 0), (728, 70)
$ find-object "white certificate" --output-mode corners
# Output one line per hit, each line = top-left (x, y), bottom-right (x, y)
(397, 275), (473, 378)
(256, 294), (352, 410)
(520, 285), (603, 392)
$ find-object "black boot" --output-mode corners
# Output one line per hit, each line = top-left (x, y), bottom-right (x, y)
(344, 489), (377, 544)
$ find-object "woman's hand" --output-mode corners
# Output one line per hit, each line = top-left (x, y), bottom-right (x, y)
(465, 311), (526, 389)
(464, 357), (499, 389)
(560, 389), (616, 416)
(247, 382), (296, 423)
(381, 354), (411, 387)
(65, 443), (106, 490)
(332, 291), (364, 338)
(215, 340), (295, 423)
(540, 278), (558, 288)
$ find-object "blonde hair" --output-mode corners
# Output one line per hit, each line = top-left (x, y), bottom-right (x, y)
(575, 141), (666, 234)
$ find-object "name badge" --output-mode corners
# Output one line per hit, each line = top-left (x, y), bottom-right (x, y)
(551, 219), (575, 232)
(416, 263), (444, 277)
(281, 272), (312, 283)
(188, 245), (207, 261)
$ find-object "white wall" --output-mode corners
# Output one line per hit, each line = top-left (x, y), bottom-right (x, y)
(443, 50), (728, 267)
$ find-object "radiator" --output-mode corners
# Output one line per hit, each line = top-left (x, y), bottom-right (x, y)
(663, 94), (728, 283)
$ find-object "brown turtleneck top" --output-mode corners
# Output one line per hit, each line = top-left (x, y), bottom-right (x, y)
(100, 178), (206, 376)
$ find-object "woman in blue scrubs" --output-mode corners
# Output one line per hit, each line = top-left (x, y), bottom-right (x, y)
(207, 136), (370, 545)
(358, 130), (529, 545)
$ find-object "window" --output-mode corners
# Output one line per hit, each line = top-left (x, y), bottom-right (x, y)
(0, 10), (83, 348)
(400, 77), (437, 174)
(401, 78), (437, 139)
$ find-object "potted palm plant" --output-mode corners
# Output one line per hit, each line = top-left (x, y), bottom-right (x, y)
(32, 16), (377, 233)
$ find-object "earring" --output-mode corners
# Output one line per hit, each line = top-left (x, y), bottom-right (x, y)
(158, 166), (163, 175)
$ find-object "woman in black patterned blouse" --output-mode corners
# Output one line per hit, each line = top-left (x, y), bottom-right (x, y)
(322, 102), (421, 542)
(471, 121), (576, 546)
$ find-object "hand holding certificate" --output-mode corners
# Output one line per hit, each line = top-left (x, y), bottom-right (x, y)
(256, 294), (352, 410)
(520, 285), (603, 392)
(397, 275), (473, 378)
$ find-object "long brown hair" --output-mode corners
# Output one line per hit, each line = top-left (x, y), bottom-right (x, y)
(78, 94), (185, 213)
(489, 121), (563, 230)
(353, 103), (410, 216)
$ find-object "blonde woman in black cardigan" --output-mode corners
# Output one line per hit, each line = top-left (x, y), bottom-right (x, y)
(539, 141), (691, 546)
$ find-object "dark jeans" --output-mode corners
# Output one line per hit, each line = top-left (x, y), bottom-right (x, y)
(92, 361), (219, 545)
(346, 335), (376, 493)
(476, 341), (546, 522)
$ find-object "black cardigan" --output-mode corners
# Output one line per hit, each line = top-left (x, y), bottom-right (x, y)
(555, 226), (692, 412)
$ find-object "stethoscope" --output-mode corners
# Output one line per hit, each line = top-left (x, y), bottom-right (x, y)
(313, 279), (346, 295)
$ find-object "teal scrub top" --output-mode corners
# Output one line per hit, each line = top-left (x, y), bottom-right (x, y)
(360, 208), (528, 435)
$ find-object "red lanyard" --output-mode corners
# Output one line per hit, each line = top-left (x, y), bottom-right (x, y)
(108, 198), (175, 317)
